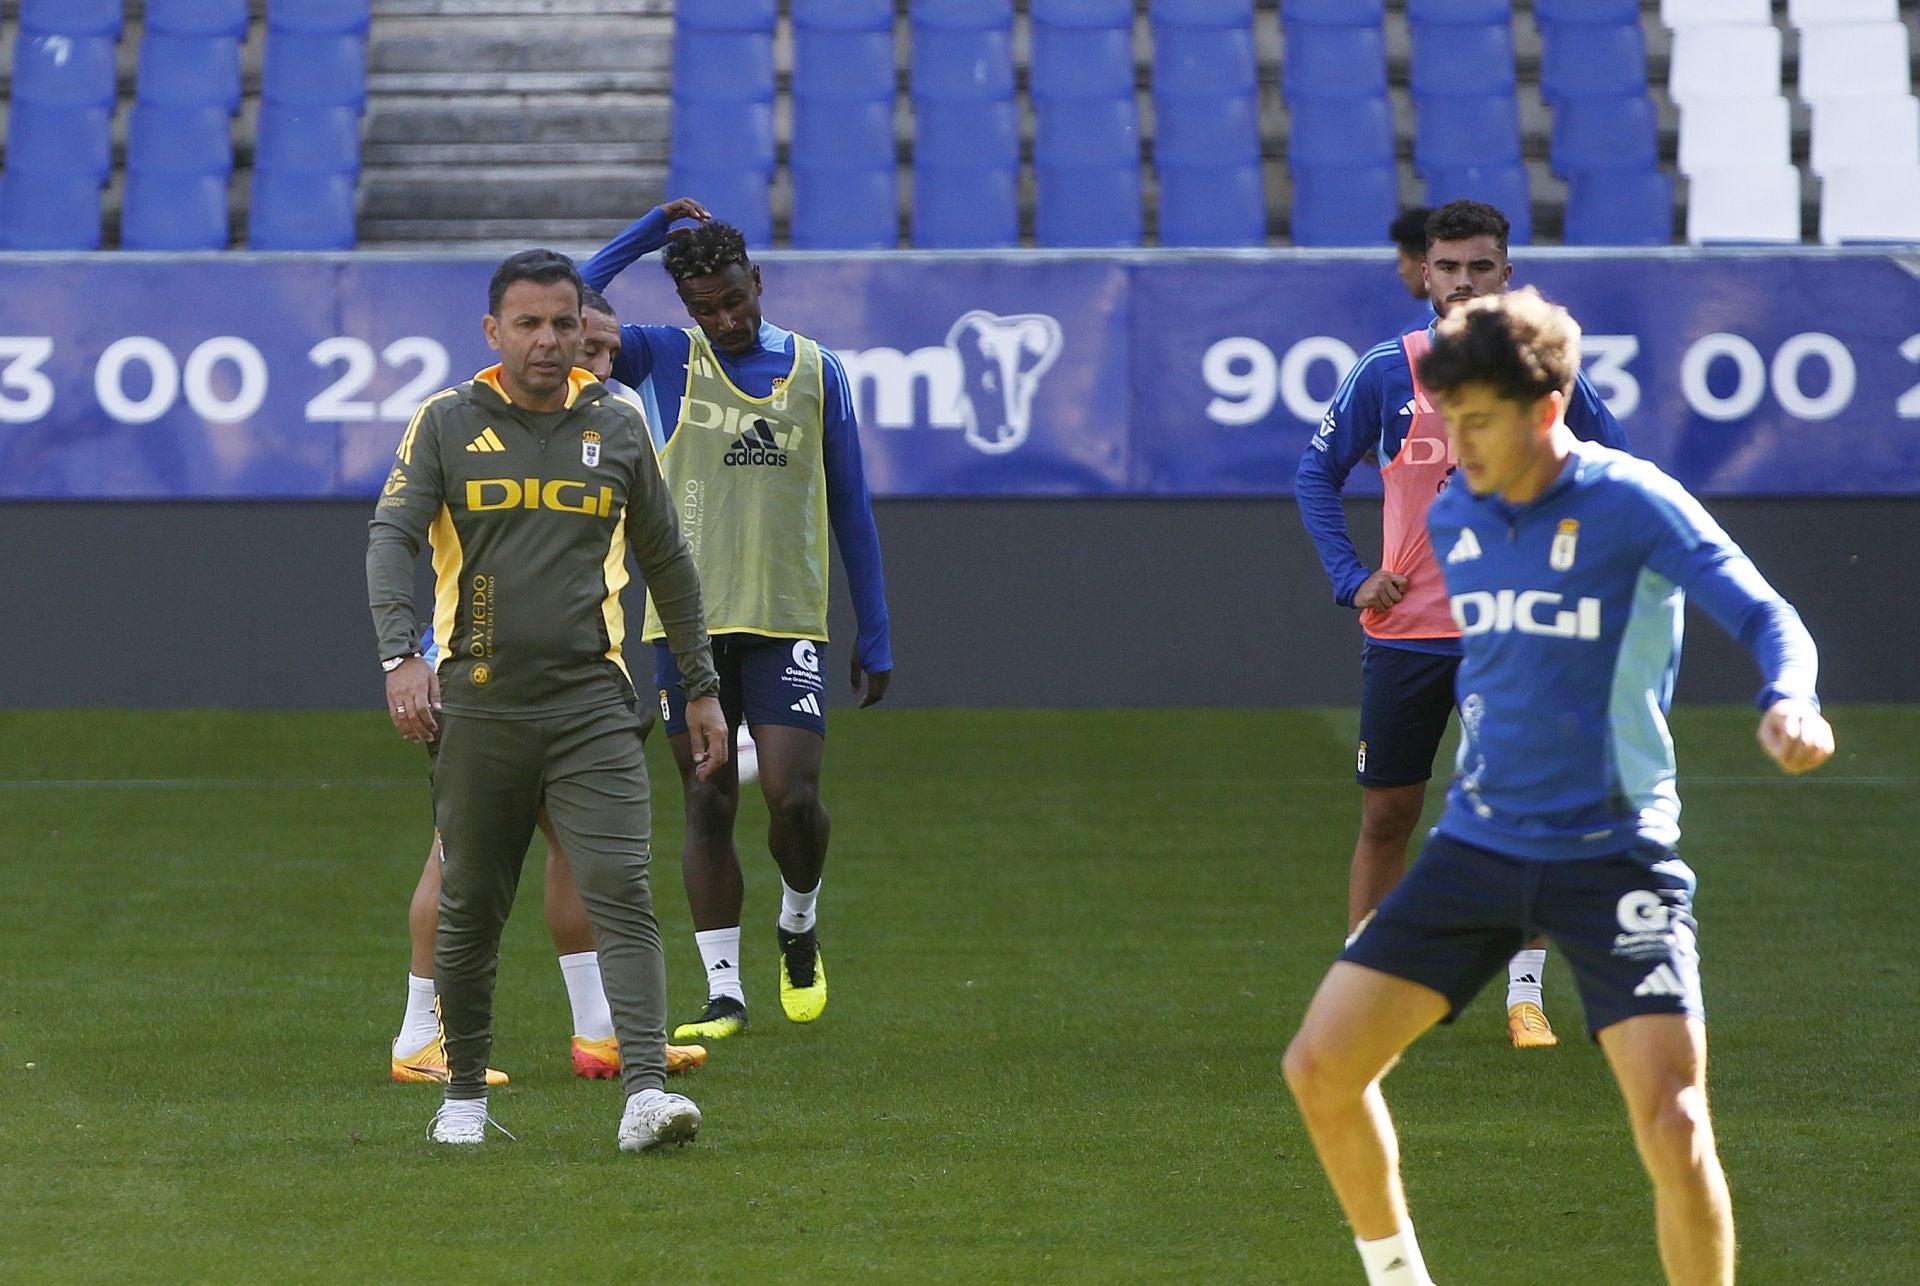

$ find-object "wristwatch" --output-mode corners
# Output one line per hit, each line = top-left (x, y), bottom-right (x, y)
(381, 653), (420, 673)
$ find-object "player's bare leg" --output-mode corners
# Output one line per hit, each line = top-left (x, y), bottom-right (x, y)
(391, 834), (508, 1086)
(1599, 1014), (1734, 1286)
(753, 723), (829, 1021)
(670, 728), (750, 1039)
(1348, 783), (1426, 936)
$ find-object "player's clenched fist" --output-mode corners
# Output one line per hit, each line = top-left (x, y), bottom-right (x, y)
(1758, 698), (1835, 775)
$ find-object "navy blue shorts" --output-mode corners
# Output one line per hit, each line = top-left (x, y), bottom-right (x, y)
(1356, 641), (1460, 788)
(654, 635), (827, 739)
(1341, 833), (1705, 1038)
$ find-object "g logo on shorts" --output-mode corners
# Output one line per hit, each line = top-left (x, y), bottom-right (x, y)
(792, 639), (819, 674)
(1616, 889), (1670, 933)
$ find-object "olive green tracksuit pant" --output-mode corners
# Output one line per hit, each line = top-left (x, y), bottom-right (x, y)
(430, 701), (665, 1100)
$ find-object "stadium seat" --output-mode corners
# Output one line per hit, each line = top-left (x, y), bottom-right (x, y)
(1289, 164), (1398, 245)
(1667, 25), (1780, 106)
(1030, 28), (1135, 100)
(1035, 98), (1141, 168)
(1153, 27), (1256, 99)
(1550, 95), (1659, 175)
(1424, 164), (1532, 242)
(1660, 0), (1770, 27)
(1798, 24), (1913, 105)
(1413, 94), (1522, 174)
(912, 166), (1018, 247)
(910, 28), (1014, 101)
(4, 102), (111, 179)
(670, 100), (776, 172)
(1408, 25), (1516, 98)
(144, 0), (250, 38)
(915, 99), (1019, 168)
(1286, 96), (1394, 169)
(11, 35), (118, 108)
(1281, 0), (1383, 23)
(1685, 165), (1802, 243)
(1678, 96), (1789, 175)
(18, 0), (121, 37)
(1809, 96), (1920, 177)
(791, 168), (898, 249)
(671, 31), (776, 103)
(1157, 164), (1266, 245)
(262, 32), (368, 109)
(1157, 96), (1260, 167)
(1034, 165), (1143, 247)
(792, 99), (896, 172)
(673, 0), (777, 30)
(1535, 0), (1640, 24)
(1280, 26), (1388, 100)
(267, 0), (371, 34)
(1031, 0), (1134, 27)
(1151, 0), (1253, 26)
(121, 174), (230, 250)
(666, 166), (773, 246)
(137, 35), (243, 111)
(911, 0), (1012, 28)
(1540, 23), (1646, 103)
(1789, 0), (1897, 24)
(792, 0), (895, 30)
(249, 170), (357, 249)
(255, 104), (363, 175)
(0, 172), (103, 249)
(1564, 170), (1674, 245)
(126, 104), (234, 175)
(1405, 0), (1510, 24)
(1819, 165), (1920, 243)
(793, 30), (897, 101)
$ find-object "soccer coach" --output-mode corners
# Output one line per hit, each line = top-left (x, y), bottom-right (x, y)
(367, 249), (729, 1150)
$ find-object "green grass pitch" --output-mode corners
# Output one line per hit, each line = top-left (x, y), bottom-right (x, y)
(0, 707), (1912, 1283)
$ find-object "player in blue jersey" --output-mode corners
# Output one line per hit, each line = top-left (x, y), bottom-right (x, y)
(1297, 200), (1632, 1048)
(582, 203), (893, 1041)
(1283, 289), (1834, 1286)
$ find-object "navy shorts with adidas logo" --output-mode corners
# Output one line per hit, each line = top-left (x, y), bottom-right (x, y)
(654, 634), (828, 739)
(1340, 832), (1706, 1038)
(1357, 640), (1461, 788)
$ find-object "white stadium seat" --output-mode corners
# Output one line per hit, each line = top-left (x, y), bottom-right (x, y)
(1789, 0), (1898, 27)
(1660, 0), (1770, 27)
(1686, 165), (1802, 243)
(1820, 165), (1920, 244)
(1799, 23), (1914, 104)
(1809, 95), (1920, 177)
(1668, 25), (1781, 106)
(1677, 95), (1790, 175)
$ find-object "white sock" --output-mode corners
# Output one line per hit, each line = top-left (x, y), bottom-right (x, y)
(1506, 948), (1547, 1009)
(695, 927), (745, 1004)
(557, 951), (615, 1041)
(778, 876), (820, 933)
(394, 973), (440, 1057)
(1356, 1227), (1435, 1286)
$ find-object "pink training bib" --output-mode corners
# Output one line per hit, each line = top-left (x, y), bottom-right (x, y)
(1359, 329), (1460, 642)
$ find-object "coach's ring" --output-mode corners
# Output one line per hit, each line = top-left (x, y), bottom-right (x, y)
(396, 703), (407, 713)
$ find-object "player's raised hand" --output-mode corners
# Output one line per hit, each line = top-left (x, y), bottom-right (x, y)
(1354, 569), (1410, 612)
(686, 694), (730, 780)
(1758, 698), (1834, 775)
(659, 197), (712, 225)
(852, 657), (891, 708)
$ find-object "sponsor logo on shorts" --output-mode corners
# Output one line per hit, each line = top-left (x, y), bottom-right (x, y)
(1612, 889), (1692, 961)
(784, 639), (825, 693)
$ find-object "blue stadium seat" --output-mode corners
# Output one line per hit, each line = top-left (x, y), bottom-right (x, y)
(4, 102), (112, 179)
(1035, 165), (1143, 246)
(1564, 170), (1674, 246)
(262, 32), (368, 109)
(248, 170), (356, 249)
(670, 100), (776, 172)
(911, 28), (1014, 101)
(911, 0), (1012, 28)
(1035, 98), (1141, 168)
(913, 166), (1018, 247)
(665, 166), (772, 246)
(673, 0), (777, 31)
(121, 174), (230, 250)
(792, 100), (896, 171)
(266, 0), (372, 34)
(792, 30), (896, 101)
(1550, 96), (1658, 176)
(1153, 27), (1256, 99)
(1289, 165), (1398, 246)
(12, 35), (118, 107)
(1405, 0), (1510, 23)
(1535, 0), (1640, 23)
(1413, 94), (1521, 174)
(1030, 28), (1135, 100)
(0, 172), (103, 249)
(144, 0), (250, 38)
(1158, 164), (1266, 245)
(1031, 0), (1134, 27)
(671, 31), (776, 103)
(1424, 163), (1532, 242)
(792, 0), (894, 30)
(1281, 0), (1383, 23)
(1287, 95), (1394, 169)
(1409, 25), (1515, 97)
(1281, 26), (1388, 100)
(137, 36), (243, 111)
(791, 169), (898, 248)
(1540, 24), (1646, 104)
(126, 104), (234, 175)
(19, 0), (122, 37)
(916, 99), (1019, 168)
(1151, 0), (1254, 26)
(255, 104), (362, 175)
(1156, 96), (1260, 166)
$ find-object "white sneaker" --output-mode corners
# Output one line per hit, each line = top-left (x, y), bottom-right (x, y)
(618, 1088), (701, 1152)
(429, 1096), (515, 1145)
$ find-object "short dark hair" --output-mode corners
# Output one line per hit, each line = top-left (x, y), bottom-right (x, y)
(1389, 207), (1432, 256)
(488, 249), (584, 316)
(1425, 200), (1510, 254)
(1418, 287), (1581, 406)
(581, 286), (614, 316)
(661, 221), (751, 283)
